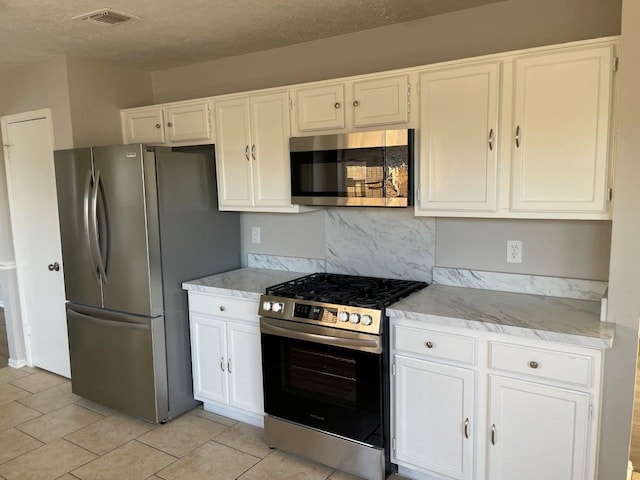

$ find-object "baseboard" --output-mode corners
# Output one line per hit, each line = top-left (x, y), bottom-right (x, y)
(8, 358), (28, 369)
(628, 460), (633, 480)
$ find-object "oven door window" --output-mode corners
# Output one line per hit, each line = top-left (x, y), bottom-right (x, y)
(262, 332), (383, 447)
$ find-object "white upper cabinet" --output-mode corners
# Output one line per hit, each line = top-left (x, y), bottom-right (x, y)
(122, 100), (213, 146)
(214, 92), (307, 212)
(510, 46), (614, 214)
(292, 74), (411, 135)
(250, 94), (293, 207)
(417, 62), (500, 213)
(120, 37), (616, 219)
(295, 83), (345, 132)
(122, 107), (166, 144)
(165, 102), (212, 143)
(352, 75), (409, 127)
(415, 40), (616, 219)
(215, 97), (254, 207)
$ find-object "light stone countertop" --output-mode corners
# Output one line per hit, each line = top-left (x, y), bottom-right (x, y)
(387, 285), (615, 349)
(182, 268), (307, 301)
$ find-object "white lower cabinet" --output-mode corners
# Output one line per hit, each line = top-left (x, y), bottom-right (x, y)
(487, 375), (589, 480)
(391, 320), (603, 480)
(394, 355), (475, 480)
(188, 294), (264, 427)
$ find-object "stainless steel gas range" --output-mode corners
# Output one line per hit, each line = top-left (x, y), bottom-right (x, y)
(259, 273), (427, 480)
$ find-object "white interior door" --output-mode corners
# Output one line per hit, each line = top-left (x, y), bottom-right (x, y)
(1, 109), (70, 377)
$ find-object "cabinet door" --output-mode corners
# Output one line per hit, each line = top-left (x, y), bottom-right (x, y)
(250, 93), (292, 207)
(227, 322), (264, 415)
(295, 83), (345, 131)
(510, 46), (613, 213)
(487, 375), (589, 480)
(352, 75), (409, 127)
(166, 102), (212, 143)
(123, 108), (165, 144)
(394, 355), (474, 480)
(190, 314), (228, 405)
(418, 63), (499, 212)
(214, 97), (254, 207)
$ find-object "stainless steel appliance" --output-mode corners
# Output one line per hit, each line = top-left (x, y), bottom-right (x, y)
(54, 144), (240, 423)
(289, 129), (414, 207)
(259, 273), (427, 480)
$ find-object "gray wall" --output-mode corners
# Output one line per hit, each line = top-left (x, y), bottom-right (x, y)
(152, 0), (621, 103)
(0, 56), (153, 263)
(66, 57), (154, 148)
(598, 0), (640, 477)
(241, 211), (326, 260)
(436, 219), (612, 280)
(0, 56), (74, 263)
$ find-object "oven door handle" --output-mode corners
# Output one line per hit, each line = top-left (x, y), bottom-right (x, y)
(260, 318), (382, 353)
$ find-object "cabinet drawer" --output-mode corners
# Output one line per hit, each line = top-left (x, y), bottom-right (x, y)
(188, 293), (259, 322)
(489, 341), (594, 387)
(394, 325), (476, 365)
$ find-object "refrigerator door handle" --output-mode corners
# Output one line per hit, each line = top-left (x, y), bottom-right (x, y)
(90, 169), (108, 284)
(83, 170), (102, 285)
(96, 172), (110, 281)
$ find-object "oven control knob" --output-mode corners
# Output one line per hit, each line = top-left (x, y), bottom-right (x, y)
(272, 302), (284, 313)
(262, 301), (272, 312)
(350, 313), (361, 324)
(362, 315), (373, 326)
(339, 311), (350, 322)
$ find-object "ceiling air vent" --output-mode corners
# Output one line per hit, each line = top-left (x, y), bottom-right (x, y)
(72, 8), (139, 25)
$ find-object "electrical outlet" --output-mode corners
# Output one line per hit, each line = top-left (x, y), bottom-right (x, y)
(251, 227), (261, 244)
(507, 240), (523, 264)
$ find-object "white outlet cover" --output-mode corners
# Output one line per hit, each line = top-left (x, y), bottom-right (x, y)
(251, 227), (261, 244)
(507, 240), (523, 264)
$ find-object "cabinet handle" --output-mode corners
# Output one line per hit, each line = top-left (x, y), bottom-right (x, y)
(529, 361), (539, 369)
(227, 358), (232, 373)
(155, 124), (161, 129)
(220, 357), (225, 372)
(167, 122), (173, 127)
(491, 424), (497, 445)
(245, 145), (250, 161)
(488, 128), (494, 151)
(353, 100), (360, 107)
(219, 306), (225, 312)
(515, 125), (521, 148)
(464, 418), (470, 439)
(334, 102), (341, 109)
(251, 144), (256, 160)
(425, 341), (433, 349)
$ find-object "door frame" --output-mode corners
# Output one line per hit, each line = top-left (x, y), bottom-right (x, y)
(1, 108), (56, 369)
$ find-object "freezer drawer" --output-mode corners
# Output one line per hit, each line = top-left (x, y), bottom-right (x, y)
(67, 304), (168, 423)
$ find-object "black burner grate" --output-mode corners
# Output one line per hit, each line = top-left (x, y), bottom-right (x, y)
(266, 273), (427, 309)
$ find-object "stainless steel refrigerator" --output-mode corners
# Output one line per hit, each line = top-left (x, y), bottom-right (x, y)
(54, 144), (240, 423)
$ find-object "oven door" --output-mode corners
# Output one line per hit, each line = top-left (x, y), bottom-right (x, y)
(261, 317), (383, 447)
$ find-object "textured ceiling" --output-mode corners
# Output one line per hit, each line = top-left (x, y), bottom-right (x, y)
(0, 0), (503, 73)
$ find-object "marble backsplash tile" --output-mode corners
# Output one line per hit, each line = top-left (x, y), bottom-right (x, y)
(325, 208), (435, 283)
(247, 253), (326, 273)
(433, 267), (608, 301)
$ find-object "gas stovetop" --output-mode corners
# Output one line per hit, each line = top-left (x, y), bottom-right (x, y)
(259, 273), (427, 335)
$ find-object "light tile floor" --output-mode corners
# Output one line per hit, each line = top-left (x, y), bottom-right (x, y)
(0, 365), (408, 480)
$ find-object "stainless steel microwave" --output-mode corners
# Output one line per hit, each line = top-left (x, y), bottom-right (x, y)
(289, 129), (414, 207)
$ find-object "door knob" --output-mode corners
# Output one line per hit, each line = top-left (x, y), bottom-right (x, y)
(48, 262), (60, 272)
